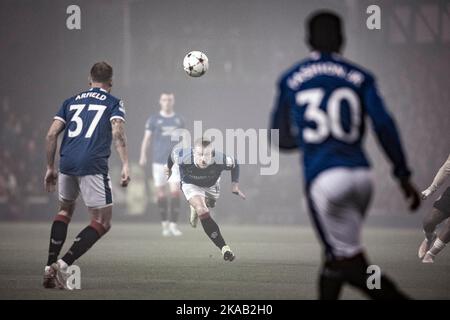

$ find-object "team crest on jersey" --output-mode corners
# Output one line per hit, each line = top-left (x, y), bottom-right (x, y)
(162, 126), (177, 136)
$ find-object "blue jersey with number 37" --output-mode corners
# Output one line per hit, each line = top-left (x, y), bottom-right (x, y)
(54, 87), (126, 176)
(271, 52), (411, 186)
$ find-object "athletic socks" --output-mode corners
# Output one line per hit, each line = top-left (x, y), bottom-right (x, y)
(319, 253), (409, 300)
(61, 221), (106, 266)
(319, 263), (344, 300)
(170, 195), (180, 222)
(47, 215), (70, 266)
(428, 238), (446, 257)
(158, 197), (168, 221)
(200, 212), (226, 250)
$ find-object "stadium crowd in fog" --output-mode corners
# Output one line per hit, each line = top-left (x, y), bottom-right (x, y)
(0, 97), (48, 219)
(0, 1), (448, 225)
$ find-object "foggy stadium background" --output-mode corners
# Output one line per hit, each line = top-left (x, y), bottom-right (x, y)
(0, 0), (449, 227)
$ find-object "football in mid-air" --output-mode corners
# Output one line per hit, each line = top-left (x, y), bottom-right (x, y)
(183, 51), (209, 77)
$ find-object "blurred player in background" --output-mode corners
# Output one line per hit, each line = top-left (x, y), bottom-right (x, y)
(419, 153), (450, 263)
(139, 93), (184, 237)
(165, 138), (245, 261)
(271, 11), (420, 299)
(43, 62), (130, 289)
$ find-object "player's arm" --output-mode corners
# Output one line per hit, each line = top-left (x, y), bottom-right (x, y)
(139, 130), (151, 167)
(269, 79), (298, 151)
(422, 154), (450, 199)
(44, 119), (65, 192)
(363, 77), (420, 211)
(225, 156), (246, 200)
(112, 118), (130, 187)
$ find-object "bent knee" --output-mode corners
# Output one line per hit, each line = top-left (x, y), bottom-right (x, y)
(58, 199), (75, 215)
(195, 206), (209, 217)
(90, 219), (111, 236)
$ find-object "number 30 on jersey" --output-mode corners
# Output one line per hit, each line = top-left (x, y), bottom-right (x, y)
(296, 87), (361, 144)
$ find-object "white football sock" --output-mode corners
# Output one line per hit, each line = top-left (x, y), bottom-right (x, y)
(428, 238), (446, 257)
(57, 259), (68, 270)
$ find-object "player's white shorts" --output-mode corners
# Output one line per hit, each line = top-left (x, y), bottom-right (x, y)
(58, 173), (113, 209)
(181, 178), (221, 202)
(152, 163), (180, 187)
(307, 167), (373, 260)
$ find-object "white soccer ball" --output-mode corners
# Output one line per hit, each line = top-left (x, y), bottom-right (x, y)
(183, 51), (209, 77)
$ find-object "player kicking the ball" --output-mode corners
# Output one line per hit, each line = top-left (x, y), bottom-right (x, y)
(43, 62), (130, 289)
(271, 11), (420, 299)
(165, 138), (245, 261)
(418, 153), (450, 263)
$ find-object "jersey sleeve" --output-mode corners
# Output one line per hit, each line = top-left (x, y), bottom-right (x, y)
(110, 100), (126, 122)
(269, 78), (299, 150)
(54, 99), (68, 125)
(363, 75), (411, 180)
(222, 154), (239, 183)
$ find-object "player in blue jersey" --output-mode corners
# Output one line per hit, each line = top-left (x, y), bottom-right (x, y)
(42, 62), (130, 289)
(165, 138), (246, 261)
(270, 12), (420, 299)
(139, 93), (185, 237)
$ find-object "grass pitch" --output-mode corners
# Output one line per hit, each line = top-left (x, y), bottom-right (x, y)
(0, 222), (449, 299)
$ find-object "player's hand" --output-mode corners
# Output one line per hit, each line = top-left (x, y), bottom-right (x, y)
(400, 178), (420, 211)
(231, 183), (246, 200)
(139, 156), (147, 167)
(164, 165), (171, 179)
(44, 167), (58, 193)
(120, 164), (131, 187)
(421, 188), (433, 200)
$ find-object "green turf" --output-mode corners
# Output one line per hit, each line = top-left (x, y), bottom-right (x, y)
(0, 222), (448, 299)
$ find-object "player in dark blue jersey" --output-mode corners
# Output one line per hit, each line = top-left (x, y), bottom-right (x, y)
(42, 62), (130, 289)
(270, 12), (420, 299)
(139, 93), (185, 237)
(166, 138), (246, 261)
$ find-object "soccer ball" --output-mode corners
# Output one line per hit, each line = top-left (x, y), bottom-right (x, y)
(183, 51), (209, 77)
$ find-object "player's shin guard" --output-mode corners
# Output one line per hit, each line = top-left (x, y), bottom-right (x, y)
(199, 212), (226, 250)
(342, 253), (410, 300)
(61, 221), (108, 266)
(157, 197), (168, 221)
(170, 195), (180, 222)
(47, 215), (70, 266)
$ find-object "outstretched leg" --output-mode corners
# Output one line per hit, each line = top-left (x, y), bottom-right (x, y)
(189, 195), (234, 261)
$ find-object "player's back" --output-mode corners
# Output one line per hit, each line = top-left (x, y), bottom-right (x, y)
(55, 87), (125, 176)
(278, 52), (376, 185)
